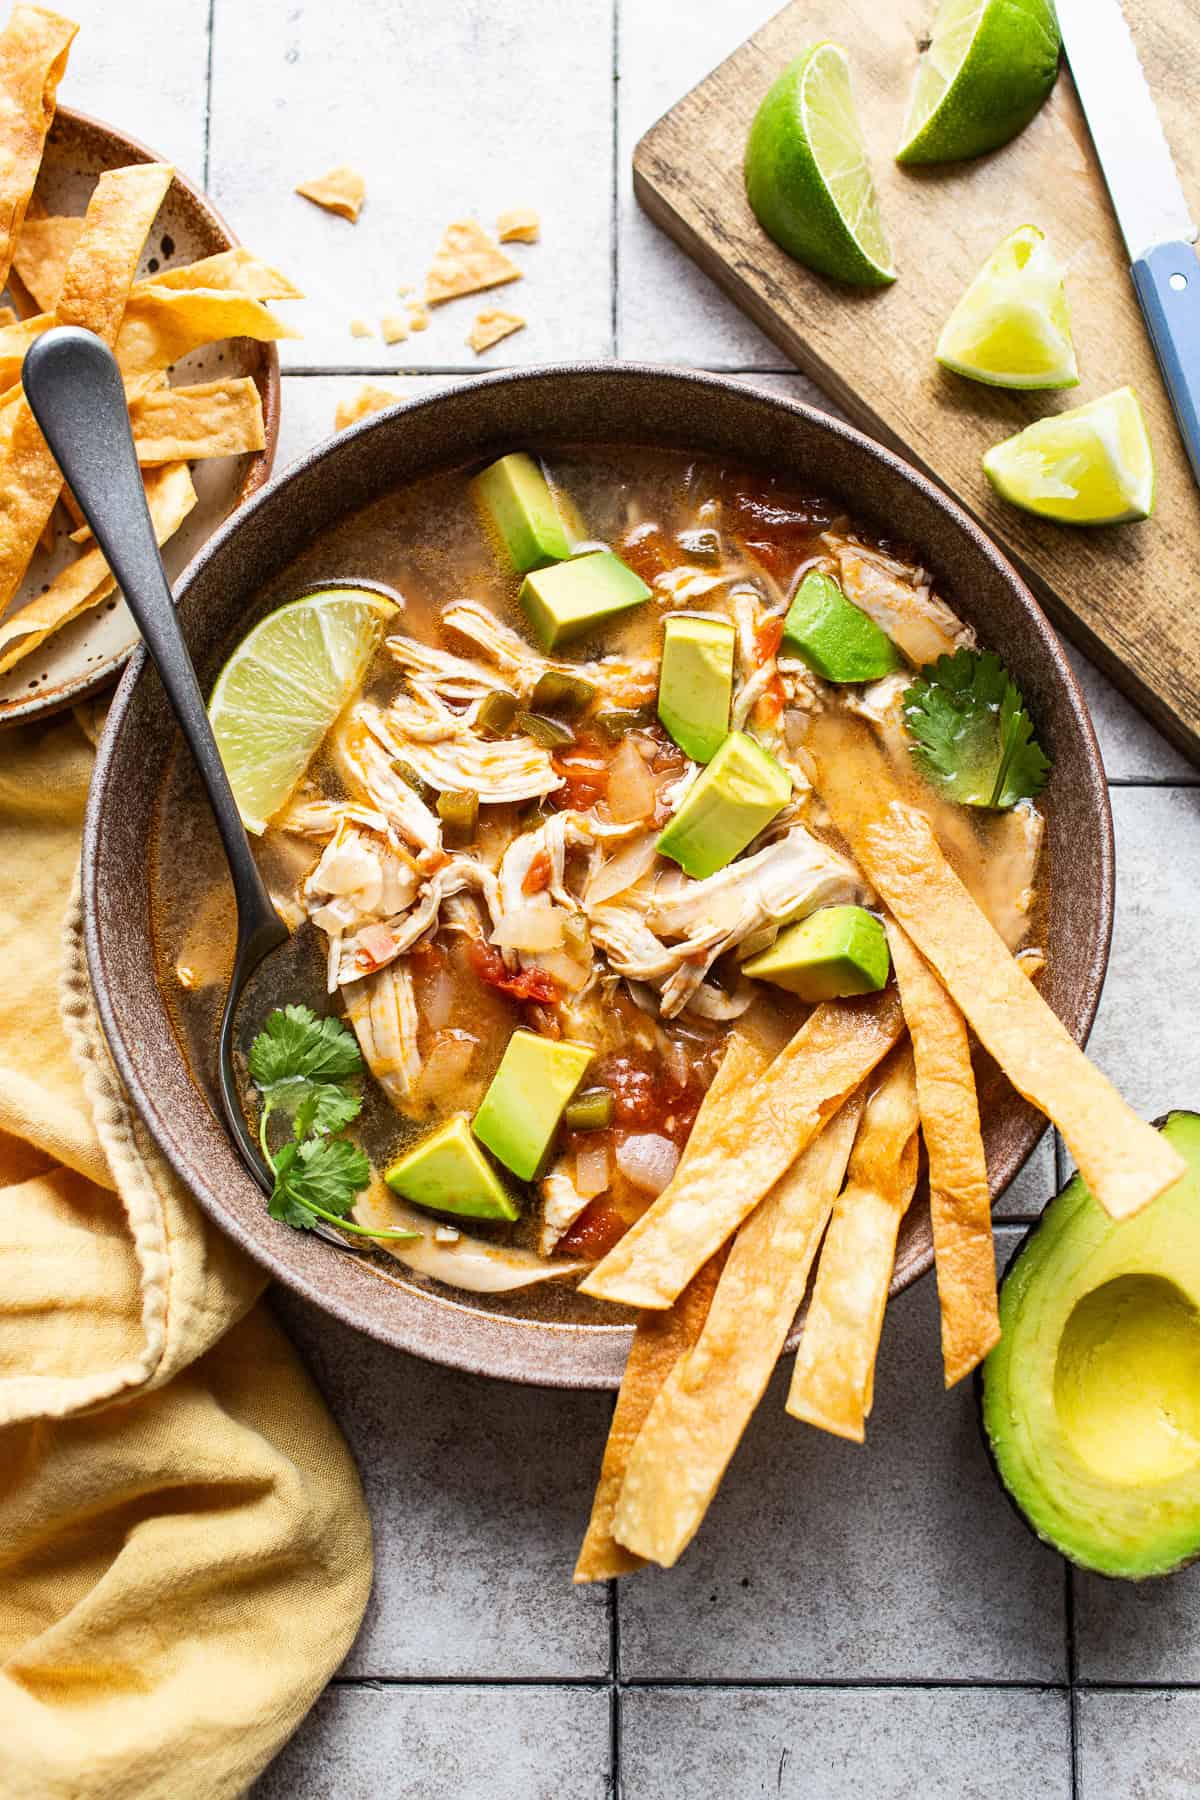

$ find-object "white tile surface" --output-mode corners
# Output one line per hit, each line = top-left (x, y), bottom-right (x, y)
(57, 0), (210, 177)
(617, 1228), (1067, 1682)
(209, 0), (613, 372)
(251, 1682), (611, 1799)
(621, 1685), (1071, 1800)
(271, 1289), (611, 1680)
(1078, 1690), (1200, 1800)
(1080, 787), (1200, 1119)
(617, 0), (785, 366)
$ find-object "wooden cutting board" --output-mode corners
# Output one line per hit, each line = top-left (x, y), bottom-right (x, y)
(633, 0), (1200, 762)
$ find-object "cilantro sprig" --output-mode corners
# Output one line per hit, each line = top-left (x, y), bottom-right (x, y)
(903, 649), (1051, 810)
(249, 1004), (416, 1241)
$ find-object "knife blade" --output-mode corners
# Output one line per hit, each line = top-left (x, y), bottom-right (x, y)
(1058, 0), (1200, 489)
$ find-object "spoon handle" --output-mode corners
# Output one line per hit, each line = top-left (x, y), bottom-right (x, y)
(22, 327), (280, 956)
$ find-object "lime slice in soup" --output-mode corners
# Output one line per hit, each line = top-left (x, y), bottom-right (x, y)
(896, 0), (1060, 165)
(744, 42), (896, 287)
(937, 224), (1077, 389)
(982, 386), (1155, 525)
(209, 587), (396, 832)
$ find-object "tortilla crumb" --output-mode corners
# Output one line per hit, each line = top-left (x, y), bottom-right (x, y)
(407, 306), (430, 332)
(424, 218), (521, 306)
(467, 309), (526, 354)
(497, 207), (540, 243)
(380, 314), (409, 345)
(295, 165), (366, 222)
(349, 317), (373, 338)
(335, 384), (401, 431)
(396, 283), (413, 296)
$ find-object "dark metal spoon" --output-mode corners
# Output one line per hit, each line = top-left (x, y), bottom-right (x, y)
(23, 326), (286, 1194)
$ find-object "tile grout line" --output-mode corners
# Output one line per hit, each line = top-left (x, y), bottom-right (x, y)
(1066, 1560), (1081, 1800)
(202, 0), (216, 190)
(331, 1674), (1075, 1692)
(609, 1574), (622, 1800)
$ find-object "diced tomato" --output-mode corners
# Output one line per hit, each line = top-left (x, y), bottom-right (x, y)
(755, 616), (784, 663)
(467, 939), (559, 1004)
(593, 1050), (706, 1144)
(753, 672), (787, 729)
(558, 1199), (628, 1260)
(618, 520), (685, 584)
(551, 741), (609, 810)
(522, 849), (553, 895)
(728, 487), (828, 583)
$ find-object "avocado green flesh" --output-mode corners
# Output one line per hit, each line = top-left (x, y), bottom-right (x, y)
(473, 452), (571, 574)
(743, 904), (889, 1001)
(519, 551), (651, 650)
(656, 728), (791, 880)
(982, 1112), (1200, 1579)
(385, 1116), (519, 1222)
(782, 569), (903, 682)
(472, 1028), (593, 1181)
(657, 613), (735, 763)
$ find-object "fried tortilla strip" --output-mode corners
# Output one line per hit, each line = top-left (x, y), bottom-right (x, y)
(574, 1036), (767, 1583)
(114, 286), (299, 377)
(424, 218), (521, 305)
(886, 919), (1000, 1385)
(786, 1045), (920, 1440)
(12, 209), (79, 308)
(611, 1097), (864, 1568)
(295, 165), (364, 221)
(334, 384), (402, 432)
(467, 309), (525, 353)
(143, 246), (303, 299)
(497, 207), (540, 243)
(126, 375), (265, 464)
(0, 162), (174, 612)
(810, 713), (1184, 1220)
(0, 461), (196, 673)
(580, 990), (904, 1310)
(0, 6), (76, 292)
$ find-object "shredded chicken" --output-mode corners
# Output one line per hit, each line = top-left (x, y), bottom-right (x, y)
(333, 707), (442, 851)
(443, 598), (657, 705)
(826, 535), (975, 667)
(539, 1161), (592, 1256)
(343, 961), (422, 1112)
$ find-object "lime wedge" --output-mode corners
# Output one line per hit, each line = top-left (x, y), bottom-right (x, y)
(937, 225), (1077, 389)
(745, 42), (896, 287)
(209, 587), (395, 832)
(897, 0), (1060, 165)
(982, 387), (1155, 526)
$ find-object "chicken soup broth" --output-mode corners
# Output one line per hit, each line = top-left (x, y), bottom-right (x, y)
(154, 445), (1047, 1312)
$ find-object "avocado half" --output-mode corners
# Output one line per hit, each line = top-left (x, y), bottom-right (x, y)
(980, 1112), (1200, 1579)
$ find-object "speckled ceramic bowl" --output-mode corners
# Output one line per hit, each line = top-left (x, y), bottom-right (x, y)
(84, 366), (1113, 1388)
(0, 107), (280, 726)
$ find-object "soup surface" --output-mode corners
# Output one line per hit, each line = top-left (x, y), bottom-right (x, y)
(155, 444), (1047, 1316)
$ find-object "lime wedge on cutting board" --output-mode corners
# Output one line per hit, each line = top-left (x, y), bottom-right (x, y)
(744, 42), (896, 287)
(937, 224), (1077, 389)
(982, 387), (1155, 525)
(209, 587), (395, 832)
(897, 0), (1061, 165)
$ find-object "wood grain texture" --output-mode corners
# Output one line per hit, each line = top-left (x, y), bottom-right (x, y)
(633, 0), (1200, 760)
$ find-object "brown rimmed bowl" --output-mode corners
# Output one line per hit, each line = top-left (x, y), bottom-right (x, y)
(0, 106), (280, 727)
(84, 366), (1113, 1388)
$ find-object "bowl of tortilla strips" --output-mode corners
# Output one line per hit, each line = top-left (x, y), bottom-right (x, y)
(0, 2), (303, 727)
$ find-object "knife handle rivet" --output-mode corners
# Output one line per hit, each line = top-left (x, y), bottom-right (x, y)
(1170, 272), (1189, 292)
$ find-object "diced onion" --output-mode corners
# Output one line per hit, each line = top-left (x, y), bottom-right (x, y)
(422, 966), (455, 1030)
(607, 737), (657, 823)
(616, 1132), (679, 1195)
(575, 1141), (610, 1198)
(418, 1032), (477, 1107)
(492, 906), (566, 952)
(585, 832), (659, 906)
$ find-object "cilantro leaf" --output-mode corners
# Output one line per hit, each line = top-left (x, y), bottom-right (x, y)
(292, 1083), (362, 1140)
(248, 1004), (364, 1087)
(903, 649), (1050, 809)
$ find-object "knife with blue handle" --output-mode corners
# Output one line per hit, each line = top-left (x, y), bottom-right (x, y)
(1057, 0), (1200, 487)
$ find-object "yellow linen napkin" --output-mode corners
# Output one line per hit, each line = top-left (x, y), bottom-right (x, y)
(0, 711), (372, 1800)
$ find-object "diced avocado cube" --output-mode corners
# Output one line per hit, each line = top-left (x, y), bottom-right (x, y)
(473, 452), (571, 574)
(657, 612), (735, 763)
(385, 1116), (519, 1221)
(782, 569), (904, 683)
(656, 729), (791, 880)
(742, 905), (890, 1002)
(519, 551), (650, 651)
(472, 1029), (594, 1180)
